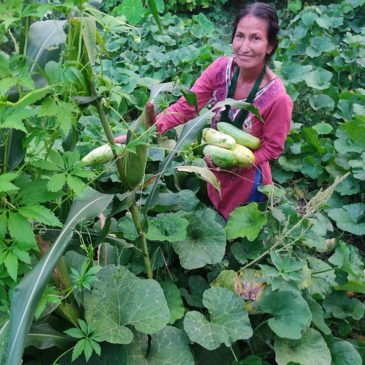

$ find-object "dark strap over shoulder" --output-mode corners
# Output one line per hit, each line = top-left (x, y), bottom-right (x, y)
(220, 64), (266, 129)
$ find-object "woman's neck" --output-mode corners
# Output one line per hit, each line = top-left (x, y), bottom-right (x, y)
(238, 64), (266, 84)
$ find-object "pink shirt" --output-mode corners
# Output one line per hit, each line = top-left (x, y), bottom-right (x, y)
(156, 56), (293, 219)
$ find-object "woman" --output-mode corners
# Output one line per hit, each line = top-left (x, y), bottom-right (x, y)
(154, 2), (293, 219)
(116, 3), (293, 219)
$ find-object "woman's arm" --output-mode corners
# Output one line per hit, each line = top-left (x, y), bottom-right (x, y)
(156, 57), (225, 134)
(253, 94), (293, 166)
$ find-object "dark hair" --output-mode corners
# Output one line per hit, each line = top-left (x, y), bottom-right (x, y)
(231, 2), (279, 61)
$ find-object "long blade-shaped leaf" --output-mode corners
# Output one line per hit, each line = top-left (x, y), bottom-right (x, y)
(27, 20), (67, 73)
(6, 188), (113, 365)
(147, 0), (162, 32)
(142, 109), (213, 217)
(81, 17), (96, 66)
(176, 165), (221, 194)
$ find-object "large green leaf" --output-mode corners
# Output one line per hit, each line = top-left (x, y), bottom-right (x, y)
(60, 326), (193, 365)
(327, 339), (362, 365)
(27, 20), (67, 87)
(143, 108), (213, 217)
(274, 328), (331, 365)
(327, 203), (365, 235)
(160, 282), (185, 324)
(172, 208), (226, 270)
(26, 322), (73, 350)
(322, 291), (364, 320)
(176, 165), (221, 193)
(184, 287), (252, 350)
(146, 213), (189, 242)
(147, 326), (194, 364)
(84, 265), (169, 344)
(260, 290), (312, 339)
(5, 188), (113, 365)
(305, 68), (332, 90)
(225, 203), (267, 241)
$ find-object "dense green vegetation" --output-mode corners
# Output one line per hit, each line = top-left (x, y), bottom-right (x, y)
(0, 0), (364, 364)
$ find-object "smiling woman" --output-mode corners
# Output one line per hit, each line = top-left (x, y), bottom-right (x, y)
(153, 2), (293, 219)
(113, 2), (293, 219)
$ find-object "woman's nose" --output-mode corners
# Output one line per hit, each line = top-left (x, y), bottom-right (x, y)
(240, 38), (251, 52)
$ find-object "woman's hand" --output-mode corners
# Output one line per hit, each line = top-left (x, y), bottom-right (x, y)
(114, 134), (127, 144)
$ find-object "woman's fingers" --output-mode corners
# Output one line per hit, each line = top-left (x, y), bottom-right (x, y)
(114, 134), (127, 144)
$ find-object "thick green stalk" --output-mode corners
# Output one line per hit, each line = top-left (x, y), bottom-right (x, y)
(91, 86), (153, 278)
(130, 202), (153, 279)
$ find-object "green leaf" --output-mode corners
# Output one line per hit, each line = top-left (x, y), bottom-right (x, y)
(274, 328), (331, 365)
(226, 203), (267, 241)
(184, 287), (253, 350)
(148, 326), (194, 364)
(304, 295), (331, 335)
(172, 208), (226, 270)
(4, 252), (18, 281)
(47, 173), (66, 192)
(8, 212), (36, 245)
(180, 87), (198, 114)
(312, 122), (333, 135)
(18, 179), (62, 205)
(147, 0), (162, 32)
(160, 282), (185, 324)
(305, 68), (332, 90)
(0, 173), (18, 193)
(18, 205), (62, 227)
(146, 213), (189, 242)
(72, 339), (86, 362)
(118, 213), (139, 241)
(143, 108), (213, 217)
(260, 290), (312, 339)
(6, 188), (113, 365)
(176, 165), (221, 193)
(120, 0), (144, 25)
(323, 291), (364, 320)
(81, 17), (96, 66)
(0, 212), (7, 240)
(309, 95), (335, 111)
(279, 63), (312, 83)
(67, 175), (85, 195)
(84, 265), (169, 344)
(26, 322), (73, 350)
(327, 203), (365, 235)
(327, 339), (362, 365)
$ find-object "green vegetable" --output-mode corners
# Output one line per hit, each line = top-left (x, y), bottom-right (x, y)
(81, 143), (124, 166)
(231, 144), (255, 167)
(202, 128), (236, 149)
(203, 145), (238, 169)
(217, 122), (261, 150)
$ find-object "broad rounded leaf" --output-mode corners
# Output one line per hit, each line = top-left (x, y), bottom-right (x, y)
(226, 203), (267, 241)
(184, 287), (253, 350)
(305, 68), (332, 90)
(260, 290), (312, 339)
(85, 265), (169, 344)
(327, 203), (365, 235)
(148, 326), (194, 365)
(160, 282), (185, 324)
(328, 339), (362, 365)
(322, 291), (364, 320)
(172, 208), (226, 270)
(146, 213), (189, 242)
(274, 328), (331, 365)
(309, 95), (335, 111)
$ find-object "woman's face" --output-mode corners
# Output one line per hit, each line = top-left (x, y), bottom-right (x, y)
(232, 15), (272, 71)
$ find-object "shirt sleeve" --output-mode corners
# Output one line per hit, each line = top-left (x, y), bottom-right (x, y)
(156, 57), (224, 134)
(253, 94), (293, 166)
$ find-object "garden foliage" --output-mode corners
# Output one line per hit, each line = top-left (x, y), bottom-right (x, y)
(0, 0), (364, 364)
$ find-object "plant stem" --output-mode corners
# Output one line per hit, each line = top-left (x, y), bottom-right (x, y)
(130, 202), (153, 279)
